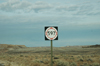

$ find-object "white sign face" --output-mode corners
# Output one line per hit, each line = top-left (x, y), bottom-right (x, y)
(45, 27), (58, 40)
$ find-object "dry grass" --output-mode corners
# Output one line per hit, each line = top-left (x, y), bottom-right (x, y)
(0, 53), (100, 66)
(0, 45), (100, 66)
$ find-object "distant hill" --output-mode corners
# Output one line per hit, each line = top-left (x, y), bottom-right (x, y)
(82, 44), (100, 48)
(0, 44), (26, 51)
(0, 44), (27, 53)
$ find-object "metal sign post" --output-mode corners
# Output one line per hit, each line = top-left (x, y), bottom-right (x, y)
(51, 40), (53, 66)
(45, 26), (58, 66)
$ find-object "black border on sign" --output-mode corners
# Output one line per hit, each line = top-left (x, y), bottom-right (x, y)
(44, 26), (58, 40)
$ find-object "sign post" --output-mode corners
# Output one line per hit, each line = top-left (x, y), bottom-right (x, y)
(45, 26), (58, 66)
(51, 40), (53, 66)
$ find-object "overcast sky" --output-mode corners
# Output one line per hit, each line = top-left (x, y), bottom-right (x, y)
(0, 0), (100, 47)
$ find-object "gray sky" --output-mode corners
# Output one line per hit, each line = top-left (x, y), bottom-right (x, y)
(0, 0), (100, 47)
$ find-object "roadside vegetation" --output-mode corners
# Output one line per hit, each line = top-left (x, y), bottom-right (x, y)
(0, 44), (100, 66)
(0, 53), (100, 66)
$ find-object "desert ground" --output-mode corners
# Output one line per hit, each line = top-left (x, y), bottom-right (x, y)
(0, 44), (100, 66)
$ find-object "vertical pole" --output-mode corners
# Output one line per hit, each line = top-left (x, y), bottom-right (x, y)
(51, 40), (53, 66)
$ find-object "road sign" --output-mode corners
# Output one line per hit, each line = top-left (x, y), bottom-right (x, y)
(44, 26), (58, 66)
(45, 26), (58, 40)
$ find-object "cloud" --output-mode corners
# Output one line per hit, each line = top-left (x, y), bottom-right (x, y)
(74, 4), (100, 15)
(87, 11), (100, 15)
(0, 14), (100, 31)
(1, 0), (99, 14)
(0, 0), (32, 12)
(56, 5), (78, 11)
(0, 0), (7, 2)
(28, 1), (53, 13)
(0, 0), (53, 13)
